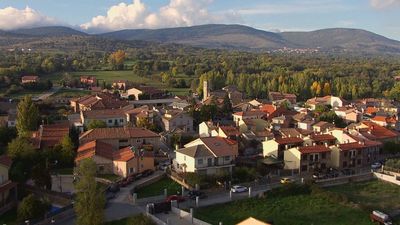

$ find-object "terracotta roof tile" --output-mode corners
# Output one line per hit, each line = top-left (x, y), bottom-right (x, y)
(275, 137), (304, 145)
(298, 145), (331, 154)
(80, 127), (159, 141)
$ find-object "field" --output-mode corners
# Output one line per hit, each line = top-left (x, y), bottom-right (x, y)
(42, 70), (191, 95)
(329, 180), (400, 222)
(51, 88), (91, 98)
(194, 191), (371, 225)
(135, 177), (181, 199)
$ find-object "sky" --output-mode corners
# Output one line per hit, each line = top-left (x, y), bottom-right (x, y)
(0, 0), (399, 40)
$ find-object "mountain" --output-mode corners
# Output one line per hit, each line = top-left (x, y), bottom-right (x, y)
(100, 24), (291, 50)
(1, 24), (400, 54)
(11, 26), (88, 37)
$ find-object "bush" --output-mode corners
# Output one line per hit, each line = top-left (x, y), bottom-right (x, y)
(17, 194), (50, 222)
(266, 183), (310, 198)
(310, 185), (348, 204)
(233, 167), (257, 183)
(385, 158), (400, 169)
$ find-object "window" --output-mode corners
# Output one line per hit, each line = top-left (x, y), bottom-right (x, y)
(197, 159), (203, 164)
(309, 155), (314, 161)
(321, 163), (326, 169)
(301, 165), (308, 171)
(99, 165), (104, 171)
(322, 153), (326, 159)
(108, 120), (112, 123)
(120, 119), (124, 123)
(342, 161), (347, 167)
(357, 159), (362, 165)
(224, 156), (230, 161)
(302, 154), (308, 160)
(344, 152), (348, 157)
(358, 150), (362, 155)
(314, 154), (319, 161)
(129, 168), (134, 174)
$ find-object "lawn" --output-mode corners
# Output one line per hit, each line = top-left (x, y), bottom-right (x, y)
(97, 174), (122, 182)
(329, 180), (400, 221)
(135, 176), (181, 199)
(52, 88), (91, 98)
(0, 208), (17, 225)
(105, 214), (155, 225)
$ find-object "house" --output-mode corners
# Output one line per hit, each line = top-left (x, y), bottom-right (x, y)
(31, 123), (70, 150)
(80, 109), (127, 128)
(218, 126), (240, 140)
(268, 92), (297, 104)
(239, 119), (269, 133)
(0, 155), (17, 215)
(198, 121), (218, 137)
(70, 93), (128, 112)
(305, 134), (337, 146)
(160, 109), (194, 133)
(79, 127), (160, 150)
(126, 86), (164, 100)
(21, 75), (39, 84)
(75, 140), (155, 177)
(262, 137), (304, 160)
(284, 145), (331, 173)
(312, 121), (334, 133)
(112, 80), (131, 90)
(0, 102), (17, 127)
(174, 137), (238, 175)
(371, 115), (399, 130)
(297, 118), (315, 131)
(76, 140), (114, 174)
(123, 105), (154, 125)
(335, 108), (361, 123)
(80, 76), (97, 86)
(352, 121), (400, 143)
(330, 141), (381, 169)
(270, 115), (291, 130)
(237, 217), (272, 225)
(306, 96), (346, 110)
(233, 110), (266, 125)
(113, 146), (154, 177)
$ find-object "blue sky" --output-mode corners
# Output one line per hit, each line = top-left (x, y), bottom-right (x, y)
(0, 0), (399, 39)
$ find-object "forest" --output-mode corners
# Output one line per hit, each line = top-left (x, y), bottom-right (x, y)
(1, 40), (400, 101)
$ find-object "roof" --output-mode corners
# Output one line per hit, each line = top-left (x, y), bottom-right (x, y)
(200, 137), (237, 157)
(360, 121), (399, 140)
(82, 109), (126, 119)
(76, 140), (114, 161)
(275, 137), (304, 145)
(313, 121), (333, 128)
(365, 107), (379, 115)
(132, 86), (163, 95)
(22, 75), (39, 80)
(372, 116), (397, 124)
(0, 154), (12, 167)
(219, 126), (240, 136)
(297, 145), (331, 154)
(113, 146), (153, 162)
(260, 104), (277, 115)
(80, 127), (159, 141)
(310, 134), (337, 142)
(31, 123), (70, 149)
(280, 128), (302, 138)
(176, 145), (214, 158)
(338, 142), (365, 151)
(73, 93), (128, 110)
(237, 217), (271, 225)
(233, 110), (266, 117)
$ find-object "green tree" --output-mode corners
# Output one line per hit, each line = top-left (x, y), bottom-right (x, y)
(7, 137), (35, 160)
(59, 135), (75, 166)
(16, 95), (39, 137)
(17, 194), (50, 222)
(31, 163), (52, 189)
(74, 159), (105, 225)
(222, 94), (233, 117)
(87, 120), (107, 130)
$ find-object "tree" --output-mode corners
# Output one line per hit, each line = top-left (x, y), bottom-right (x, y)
(16, 95), (39, 137)
(222, 94), (233, 117)
(383, 141), (400, 155)
(323, 82), (331, 96)
(87, 120), (107, 130)
(108, 50), (126, 70)
(7, 137), (35, 160)
(59, 135), (75, 166)
(74, 159), (105, 225)
(31, 163), (52, 189)
(17, 194), (50, 222)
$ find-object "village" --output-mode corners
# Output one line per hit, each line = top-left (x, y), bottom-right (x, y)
(1, 75), (400, 225)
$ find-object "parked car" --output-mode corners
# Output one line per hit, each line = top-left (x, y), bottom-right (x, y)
(165, 195), (186, 203)
(371, 162), (382, 170)
(107, 183), (120, 193)
(326, 168), (340, 178)
(187, 190), (207, 200)
(159, 162), (170, 171)
(141, 169), (154, 177)
(231, 185), (248, 193)
(280, 177), (294, 184)
(370, 210), (392, 225)
(312, 173), (326, 180)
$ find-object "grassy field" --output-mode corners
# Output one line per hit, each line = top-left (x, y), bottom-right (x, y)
(135, 177), (181, 199)
(195, 192), (372, 225)
(42, 70), (191, 95)
(329, 180), (400, 221)
(51, 88), (91, 98)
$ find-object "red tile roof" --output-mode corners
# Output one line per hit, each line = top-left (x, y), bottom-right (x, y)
(80, 127), (159, 141)
(275, 137), (304, 145)
(219, 126), (240, 136)
(310, 134), (337, 142)
(298, 145), (330, 154)
(200, 137), (238, 157)
(365, 107), (379, 115)
(21, 75), (39, 81)
(260, 104), (277, 115)
(31, 123), (70, 149)
(361, 121), (399, 140)
(113, 146), (153, 162)
(233, 110), (266, 117)
(338, 142), (365, 151)
(76, 140), (114, 161)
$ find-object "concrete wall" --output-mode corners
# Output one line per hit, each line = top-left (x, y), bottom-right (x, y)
(374, 172), (400, 185)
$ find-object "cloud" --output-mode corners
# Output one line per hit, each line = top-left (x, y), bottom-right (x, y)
(81, 0), (241, 33)
(0, 6), (58, 30)
(370, 0), (400, 9)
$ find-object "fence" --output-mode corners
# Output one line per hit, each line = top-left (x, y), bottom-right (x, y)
(171, 207), (212, 225)
(315, 172), (374, 187)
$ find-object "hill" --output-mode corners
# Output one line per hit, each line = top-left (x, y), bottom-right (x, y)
(1, 24), (400, 54)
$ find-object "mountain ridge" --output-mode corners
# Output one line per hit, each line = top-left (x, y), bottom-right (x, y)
(1, 24), (400, 54)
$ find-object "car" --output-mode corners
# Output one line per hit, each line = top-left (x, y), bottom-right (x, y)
(141, 169), (154, 177)
(230, 185), (248, 193)
(280, 177), (294, 184)
(312, 173), (326, 180)
(165, 195), (186, 203)
(159, 162), (170, 171)
(326, 168), (340, 178)
(107, 183), (120, 193)
(187, 190), (207, 200)
(371, 162), (382, 170)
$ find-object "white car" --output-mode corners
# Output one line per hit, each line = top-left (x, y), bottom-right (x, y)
(231, 185), (248, 193)
(371, 162), (382, 170)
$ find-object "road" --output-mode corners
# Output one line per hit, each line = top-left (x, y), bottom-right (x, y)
(32, 86), (61, 101)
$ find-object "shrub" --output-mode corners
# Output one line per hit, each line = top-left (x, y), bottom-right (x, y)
(17, 194), (50, 222)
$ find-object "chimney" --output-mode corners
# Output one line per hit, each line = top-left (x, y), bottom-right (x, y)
(313, 142), (316, 146)
(324, 142), (328, 147)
